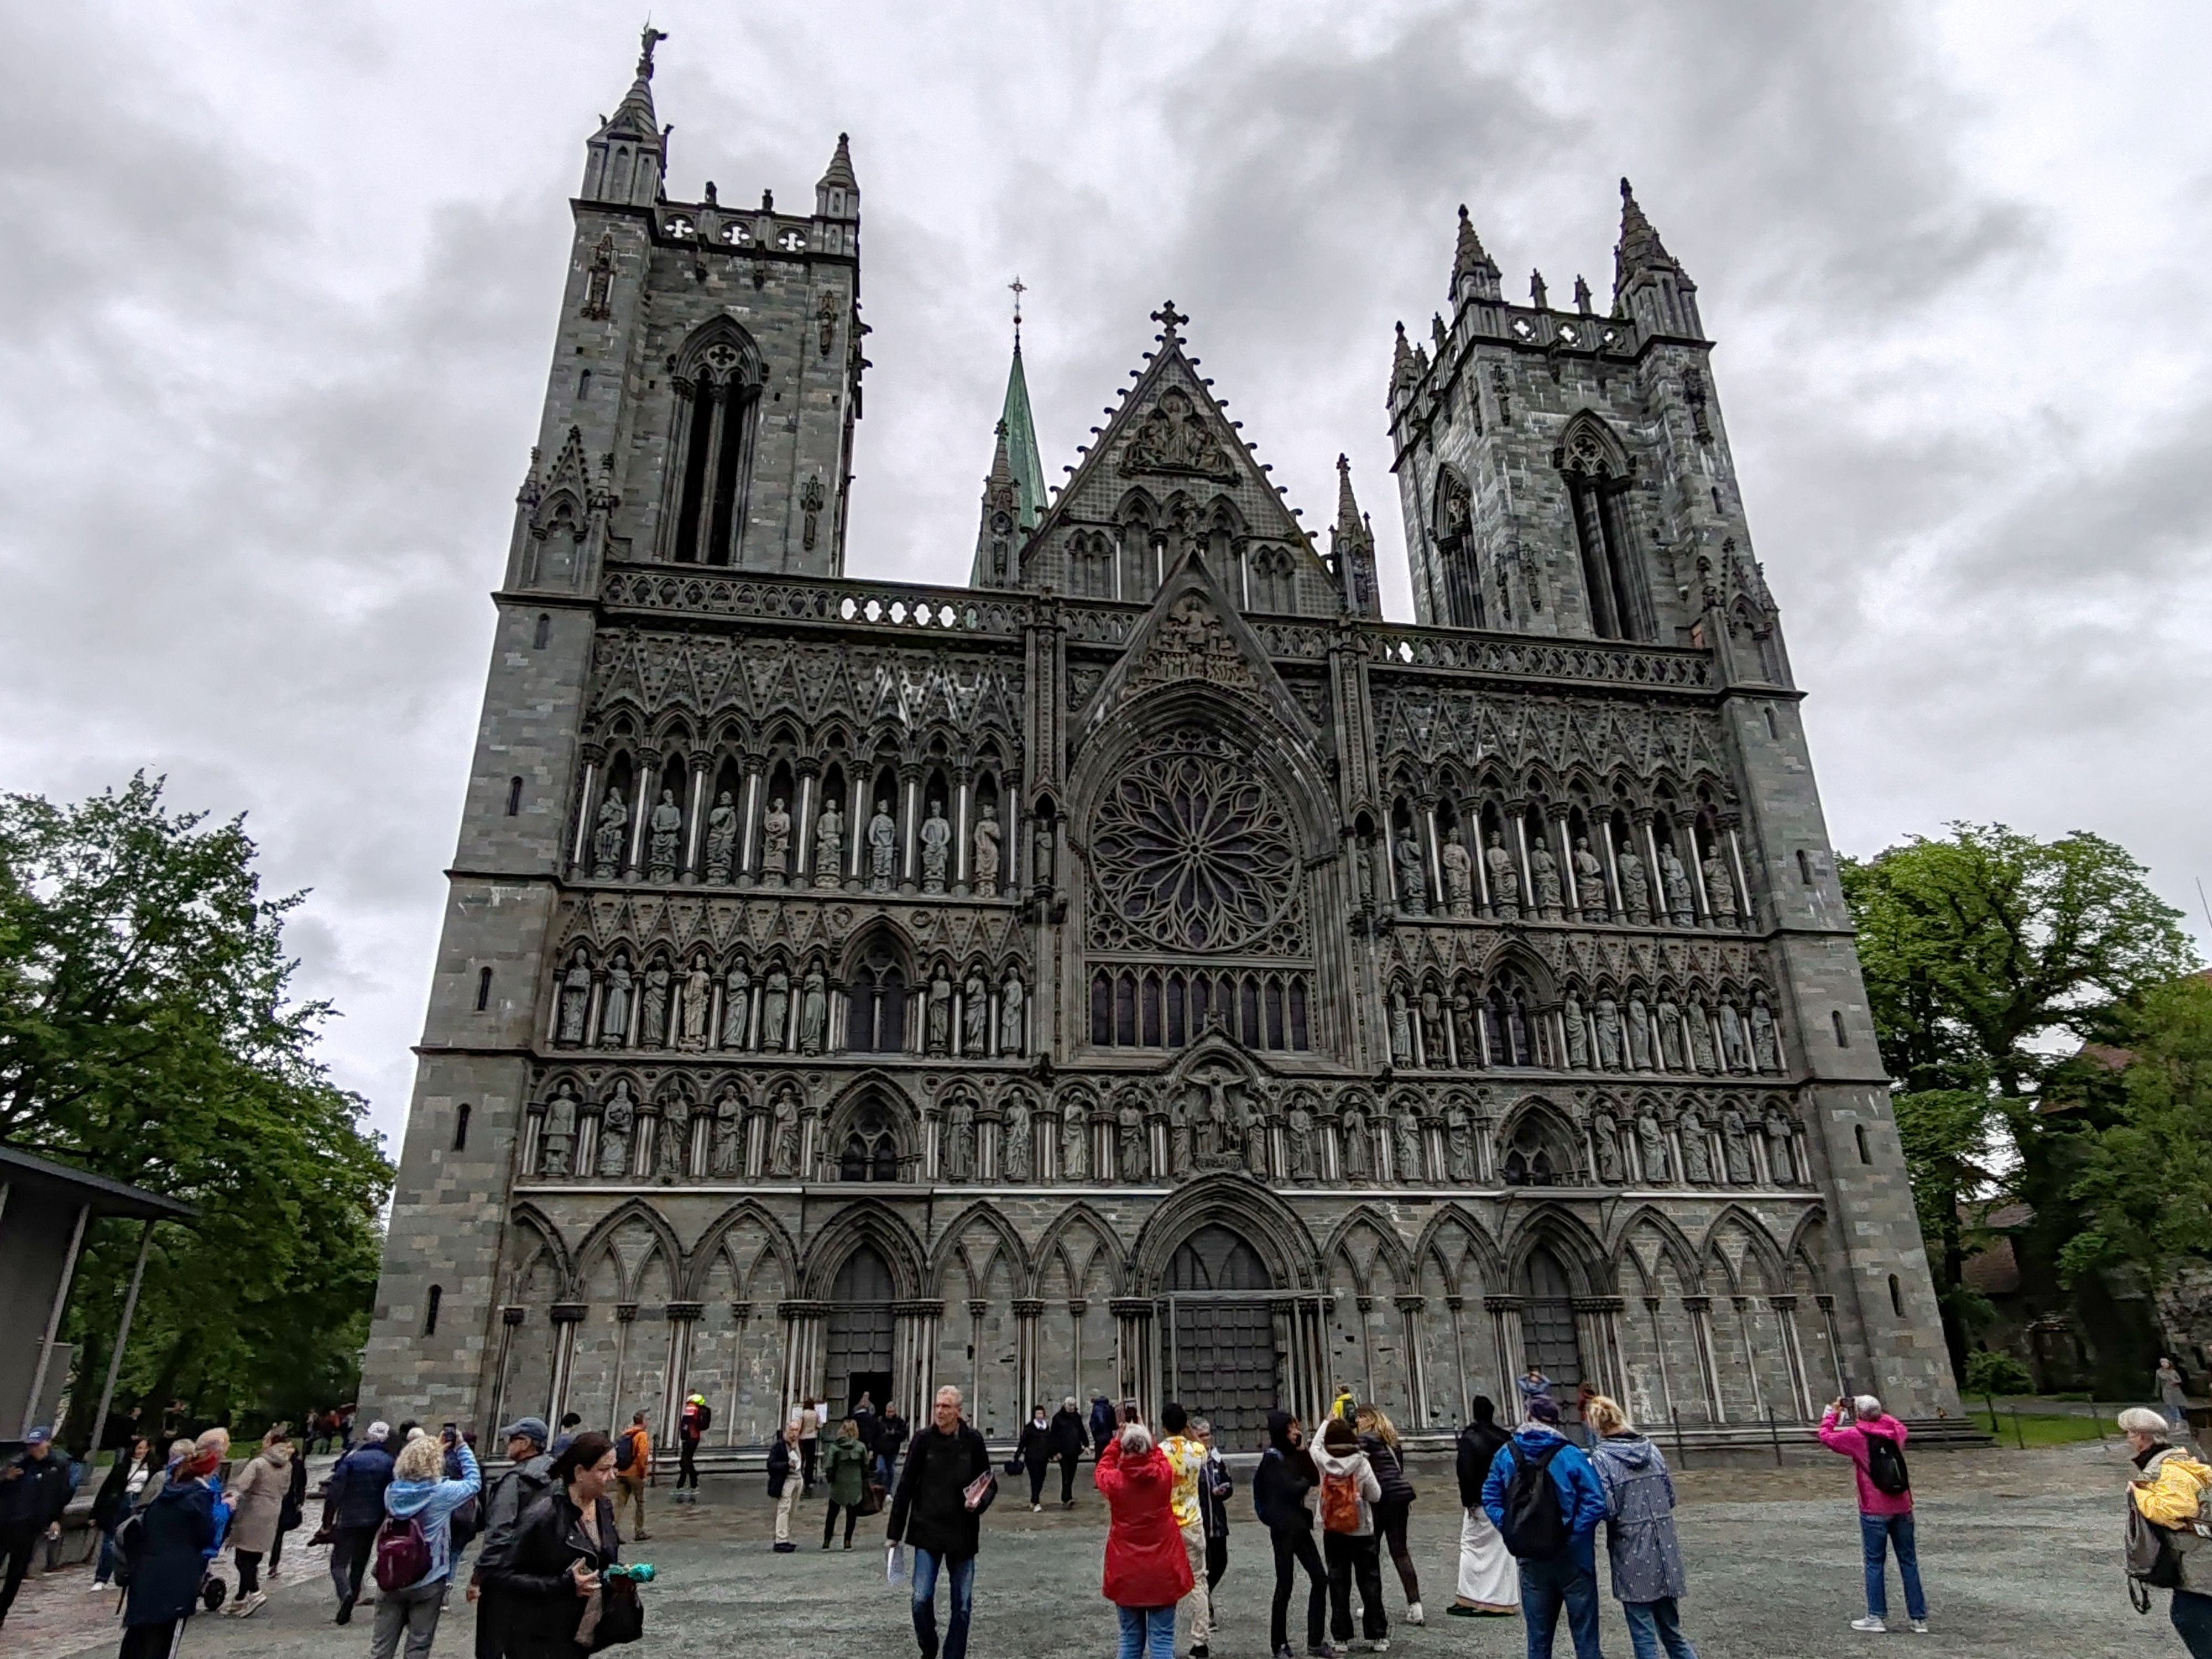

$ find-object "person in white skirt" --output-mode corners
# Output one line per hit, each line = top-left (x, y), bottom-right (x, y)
(1448, 1397), (1517, 1617)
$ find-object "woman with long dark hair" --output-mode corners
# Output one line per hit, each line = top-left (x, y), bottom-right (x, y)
(480, 1432), (622, 1659)
(1253, 1412), (1330, 1659)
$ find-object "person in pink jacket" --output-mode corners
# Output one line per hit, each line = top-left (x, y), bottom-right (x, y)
(1817, 1395), (1926, 1634)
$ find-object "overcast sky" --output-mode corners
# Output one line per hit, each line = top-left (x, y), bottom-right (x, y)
(3, 0), (2207, 1151)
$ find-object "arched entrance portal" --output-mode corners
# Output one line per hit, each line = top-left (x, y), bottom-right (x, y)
(1520, 1244), (1583, 1411)
(1164, 1224), (1277, 1443)
(826, 1246), (895, 1416)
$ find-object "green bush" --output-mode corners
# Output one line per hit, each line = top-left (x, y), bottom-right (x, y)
(1964, 1348), (2037, 1396)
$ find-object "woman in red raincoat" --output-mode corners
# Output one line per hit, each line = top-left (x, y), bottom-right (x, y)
(1096, 1421), (1195, 1659)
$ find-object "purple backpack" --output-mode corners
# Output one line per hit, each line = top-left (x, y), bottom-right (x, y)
(373, 1514), (430, 1591)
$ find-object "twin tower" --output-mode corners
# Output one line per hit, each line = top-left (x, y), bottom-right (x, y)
(359, 30), (1953, 1448)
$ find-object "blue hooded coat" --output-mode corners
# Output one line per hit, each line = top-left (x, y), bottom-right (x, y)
(383, 1441), (481, 1587)
(122, 1475), (223, 1627)
(1480, 1426), (1609, 1575)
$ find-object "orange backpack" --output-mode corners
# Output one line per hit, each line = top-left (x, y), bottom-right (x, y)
(1321, 1467), (1361, 1533)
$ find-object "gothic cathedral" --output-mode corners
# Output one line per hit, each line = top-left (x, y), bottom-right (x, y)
(362, 34), (1955, 1449)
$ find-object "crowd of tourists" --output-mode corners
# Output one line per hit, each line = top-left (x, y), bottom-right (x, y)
(11, 1356), (2208, 1659)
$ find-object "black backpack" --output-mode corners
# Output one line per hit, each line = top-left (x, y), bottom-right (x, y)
(111, 1510), (148, 1589)
(1498, 1438), (1570, 1561)
(615, 1430), (640, 1473)
(1863, 1432), (1910, 1497)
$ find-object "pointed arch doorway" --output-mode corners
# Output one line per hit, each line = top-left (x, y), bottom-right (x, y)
(826, 1246), (895, 1416)
(1520, 1244), (1584, 1415)
(1163, 1224), (1277, 1443)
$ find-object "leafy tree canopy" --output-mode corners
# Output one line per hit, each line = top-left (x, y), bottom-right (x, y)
(0, 774), (391, 1442)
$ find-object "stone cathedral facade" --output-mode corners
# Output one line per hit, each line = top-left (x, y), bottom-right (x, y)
(362, 34), (1956, 1452)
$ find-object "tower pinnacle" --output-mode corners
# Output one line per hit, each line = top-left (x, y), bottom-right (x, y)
(1449, 204), (1504, 307)
(582, 28), (670, 206)
(1332, 453), (1380, 617)
(1611, 177), (1702, 337)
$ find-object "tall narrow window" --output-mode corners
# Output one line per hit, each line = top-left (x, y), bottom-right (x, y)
(1166, 977), (1187, 1048)
(505, 777), (523, 817)
(1888, 1274), (1903, 1317)
(424, 1285), (442, 1336)
(1289, 980), (1311, 1051)
(577, 368), (592, 401)
(476, 967), (493, 1011)
(667, 331), (762, 567)
(1115, 973), (1138, 1046)
(1832, 1009), (1849, 1047)
(1855, 1123), (1871, 1165)
(1092, 971), (1113, 1047)
(1797, 849), (1813, 886)
(533, 613), (551, 649)
(1763, 705), (1778, 740)
(452, 1103), (471, 1152)
(1141, 975), (1162, 1047)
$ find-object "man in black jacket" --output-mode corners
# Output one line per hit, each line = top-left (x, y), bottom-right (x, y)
(1448, 1396), (1515, 1618)
(0, 1428), (72, 1626)
(1047, 1397), (1088, 1507)
(874, 1401), (910, 1490)
(468, 1418), (554, 1659)
(887, 1386), (991, 1659)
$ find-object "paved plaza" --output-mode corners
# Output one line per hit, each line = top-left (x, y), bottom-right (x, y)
(1, 1439), (2188, 1659)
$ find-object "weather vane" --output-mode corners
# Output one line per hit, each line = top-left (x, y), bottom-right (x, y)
(1009, 275), (1026, 347)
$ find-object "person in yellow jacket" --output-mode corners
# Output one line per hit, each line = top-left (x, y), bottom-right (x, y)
(2120, 1406), (2212, 1656)
(1332, 1387), (1357, 1423)
(1159, 1403), (1213, 1658)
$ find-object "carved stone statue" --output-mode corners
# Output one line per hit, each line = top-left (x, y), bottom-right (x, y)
(999, 973), (1025, 1055)
(679, 953), (712, 1050)
(945, 1098), (975, 1181)
(1061, 1105), (1090, 1180)
(1530, 839), (1563, 920)
(1571, 836), (1608, 921)
(1445, 1103), (1475, 1182)
(1593, 1113), (1623, 1183)
(1387, 989), (1412, 1067)
(1617, 841), (1652, 924)
(1287, 1103), (1316, 1181)
(962, 971), (988, 1055)
(597, 1082), (635, 1177)
(1003, 1096), (1032, 1180)
(558, 949), (592, 1045)
(1243, 1099), (1270, 1178)
(1656, 999), (1687, 1072)
(1720, 1106), (1754, 1184)
(799, 966), (828, 1056)
(1702, 848), (1739, 922)
(761, 796), (791, 881)
(1659, 844), (1694, 923)
(599, 953), (634, 1046)
(1688, 1005), (1718, 1073)
(1034, 820), (1055, 887)
(927, 967), (953, 1056)
(920, 801), (952, 894)
(1563, 993), (1590, 1069)
(1353, 838), (1375, 909)
(639, 958), (671, 1048)
(1635, 1109), (1670, 1184)
(1751, 1000), (1781, 1071)
(1340, 1105), (1371, 1180)
(721, 958), (751, 1050)
(1116, 1099), (1147, 1181)
(1451, 992), (1479, 1068)
(541, 1082), (579, 1176)
(1595, 997), (1624, 1071)
(867, 800), (899, 891)
(705, 791), (738, 883)
(658, 1106), (690, 1178)
(648, 790), (683, 881)
(1765, 1108), (1798, 1184)
(1627, 998), (1655, 1070)
(1440, 828), (1475, 918)
(1418, 988), (1448, 1066)
(972, 804), (1001, 897)
(812, 802), (844, 890)
(1719, 1003), (1750, 1072)
(768, 1089), (799, 1176)
(592, 789), (628, 878)
(1393, 1107), (1423, 1182)
(1485, 831), (1521, 920)
(760, 966), (790, 1053)
(711, 1089), (743, 1175)
(1394, 826), (1428, 916)
(1679, 1109), (1712, 1183)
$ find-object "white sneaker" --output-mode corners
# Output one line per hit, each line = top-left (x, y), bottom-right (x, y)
(1372, 1641), (1390, 1653)
(238, 1593), (268, 1618)
(1407, 1603), (1424, 1627)
(1908, 1620), (1928, 1634)
(1850, 1616), (1887, 1633)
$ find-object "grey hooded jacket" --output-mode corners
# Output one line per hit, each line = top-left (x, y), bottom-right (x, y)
(1588, 1433), (1687, 1603)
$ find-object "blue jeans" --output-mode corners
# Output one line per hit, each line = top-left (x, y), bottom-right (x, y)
(1117, 1604), (1176, 1659)
(1518, 1556), (1603, 1659)
(1858, 1512), (1926, 1621)
(93, 1525), (122, 1585)
(2169, 1588), (2212, 1659)
(1623, 1597), (1698, 1659)
(911, 1548), (976, 1659)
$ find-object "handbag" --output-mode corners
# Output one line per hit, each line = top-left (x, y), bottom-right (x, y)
(858, 1480), (885, 1518)
(591, 1575), (644, 1650)
(1004, 1454), (1024, 1477)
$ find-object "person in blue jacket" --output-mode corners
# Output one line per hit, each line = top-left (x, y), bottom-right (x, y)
(327, 1421), (397, 1623)
(118, 1436), (231, 1659)
(1480, 1395), (1609, 1659)
(371, 1431), (481, 1659)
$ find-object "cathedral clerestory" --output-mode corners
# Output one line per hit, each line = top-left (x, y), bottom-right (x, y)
(361, 30), (1955, 1450)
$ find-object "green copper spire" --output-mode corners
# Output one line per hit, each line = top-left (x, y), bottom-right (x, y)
(998, 338), (1047, 535)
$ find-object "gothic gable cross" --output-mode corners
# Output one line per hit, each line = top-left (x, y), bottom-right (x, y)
(1150, 300), (1189, 341)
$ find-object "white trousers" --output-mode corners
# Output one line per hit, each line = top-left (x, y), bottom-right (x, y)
(1456, 1506), (1517, 1609)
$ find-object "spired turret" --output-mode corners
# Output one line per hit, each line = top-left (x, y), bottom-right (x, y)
(581, 25), (668, 207)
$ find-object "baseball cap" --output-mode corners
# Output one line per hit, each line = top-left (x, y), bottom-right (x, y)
(23, 1426), (53, 1446)
(500, 1417), (550, 1444)
(1526, 1396), (1561, 1425)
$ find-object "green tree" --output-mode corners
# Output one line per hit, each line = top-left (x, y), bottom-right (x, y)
(0, 774), (391, 1442)
(1840, 823), (2195, 1394)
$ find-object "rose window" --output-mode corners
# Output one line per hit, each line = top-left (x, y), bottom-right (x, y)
(1089, 738), (1298, 953)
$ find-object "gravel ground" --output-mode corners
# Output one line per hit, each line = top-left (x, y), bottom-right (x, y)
(2, 1438), (2189, 1659)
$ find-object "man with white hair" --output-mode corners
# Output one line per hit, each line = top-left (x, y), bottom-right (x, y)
(888, 1386), (993, 1659)
(1817, 1395), (1926, 1634)
(325, 1420), (396, 1624)
(2119, 1406), (2212, 1655)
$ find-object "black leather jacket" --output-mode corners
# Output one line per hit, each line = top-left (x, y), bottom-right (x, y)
(480, 1489), (620, 1659)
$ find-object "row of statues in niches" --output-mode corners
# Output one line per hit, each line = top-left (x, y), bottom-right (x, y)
(1370, 811), (1748, 930)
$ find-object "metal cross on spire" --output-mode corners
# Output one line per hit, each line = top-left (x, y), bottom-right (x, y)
(1151, 299), (1189, 342)
(1009, 275), (1026, 347)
